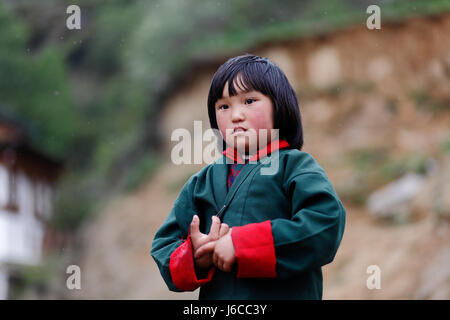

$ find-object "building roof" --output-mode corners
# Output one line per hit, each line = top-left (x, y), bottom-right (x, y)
(0, 115), (62, 182)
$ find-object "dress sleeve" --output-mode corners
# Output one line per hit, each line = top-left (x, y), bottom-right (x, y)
(231, 171), (346, 278)
(151, 181), (215, 291)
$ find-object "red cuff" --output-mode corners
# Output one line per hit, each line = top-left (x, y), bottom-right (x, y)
(231, 220), (277, 278)
(169, 235), (215, 291)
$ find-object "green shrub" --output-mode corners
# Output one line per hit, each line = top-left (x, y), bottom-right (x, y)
(124, 152), (162, 192)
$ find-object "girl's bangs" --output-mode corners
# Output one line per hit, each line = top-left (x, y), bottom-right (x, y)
(212, 64), (269, 104)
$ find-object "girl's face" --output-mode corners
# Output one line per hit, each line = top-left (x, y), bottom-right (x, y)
(215, 79), (275, 155)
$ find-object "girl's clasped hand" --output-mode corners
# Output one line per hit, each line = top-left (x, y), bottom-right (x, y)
(190, 215), (236, 273)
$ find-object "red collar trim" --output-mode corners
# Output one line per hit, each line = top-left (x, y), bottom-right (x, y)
(223, 140), (290, 164)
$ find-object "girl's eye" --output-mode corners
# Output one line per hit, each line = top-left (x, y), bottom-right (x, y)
(218, 104), (229, 110)
(245, 98), (255, 105)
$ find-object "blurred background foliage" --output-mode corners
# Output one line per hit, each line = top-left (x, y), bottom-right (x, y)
(1, 0), (449, 233)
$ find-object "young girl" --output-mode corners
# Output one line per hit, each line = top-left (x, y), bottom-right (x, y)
(151, 54), (346, 299)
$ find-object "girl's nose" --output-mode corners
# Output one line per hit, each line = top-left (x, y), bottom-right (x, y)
(231, 106), (245, 122)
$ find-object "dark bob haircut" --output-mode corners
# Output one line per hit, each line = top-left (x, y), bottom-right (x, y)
(207, 54), (303, 150)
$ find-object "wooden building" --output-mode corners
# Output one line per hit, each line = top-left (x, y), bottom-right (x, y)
(0, 117), (61, 299)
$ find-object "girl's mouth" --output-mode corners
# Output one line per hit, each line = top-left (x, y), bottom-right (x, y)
(233, 127), (247, 134)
